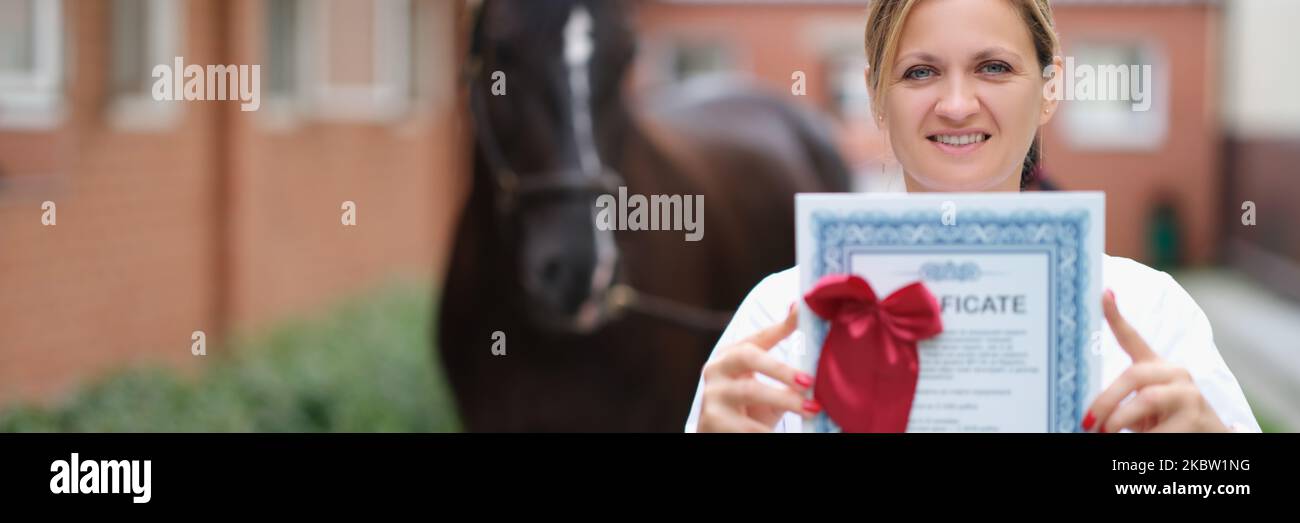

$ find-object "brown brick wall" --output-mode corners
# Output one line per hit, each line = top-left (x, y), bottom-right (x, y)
(0, 0), (463, 405)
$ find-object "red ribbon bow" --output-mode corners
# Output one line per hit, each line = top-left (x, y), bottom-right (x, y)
(803, 274), (944, 433)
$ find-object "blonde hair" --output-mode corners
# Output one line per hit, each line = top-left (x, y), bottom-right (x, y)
(864, 0), (1059, 187)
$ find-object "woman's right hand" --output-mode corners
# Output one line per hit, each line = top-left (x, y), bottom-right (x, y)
(697, 304), (822, 432)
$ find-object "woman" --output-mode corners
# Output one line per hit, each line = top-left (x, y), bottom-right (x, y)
(686, 0), (1259, 433)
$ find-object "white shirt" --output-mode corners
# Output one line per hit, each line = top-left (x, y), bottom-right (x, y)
(685, 255), (1261, 432)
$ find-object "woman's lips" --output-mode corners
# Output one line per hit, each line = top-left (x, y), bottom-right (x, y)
(927, 133), (991, 157)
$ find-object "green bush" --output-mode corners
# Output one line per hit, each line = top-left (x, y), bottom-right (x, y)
(0, 281), (461, 432)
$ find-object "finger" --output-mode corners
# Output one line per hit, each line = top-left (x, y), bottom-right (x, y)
(750, 404), (787, 428)
(710, 343), (809, 390)
(1085, 362), (1185, 432)
(1103, 289), (1158, 363)
(1103, 383), (1186, 433)
(742, 302), (799, 351)
(716, 379), (815, 419)
(737, 417), (775, 433)
(1144, 382), (1206, 433)
(698, 390), (769, 433)
(699, 409), (772, 433)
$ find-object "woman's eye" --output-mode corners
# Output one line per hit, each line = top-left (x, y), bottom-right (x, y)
(979, 62), (1011, 75)
(904, 67), (935, 80)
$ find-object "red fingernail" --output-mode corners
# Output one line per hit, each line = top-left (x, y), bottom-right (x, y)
(1082, 410), (1095, 430)
(1099, 426), (1106, 434)
(803, 400), (822, 414)
(794, 372), (813, 388)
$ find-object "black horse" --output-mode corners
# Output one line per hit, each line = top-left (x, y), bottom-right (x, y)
(438, 0), (851, 431)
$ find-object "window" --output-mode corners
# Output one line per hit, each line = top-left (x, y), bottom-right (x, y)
(265, 0), (301, 98)
(0, 0), (64, 130)
(301, 0), (413, 122)
(670, 40), (735, 82)
(259, 0), (310, 128)
(827, 50), (870, 121)
(106, 0), (183, 131)
(638, 31), (749, 91)
(0, 1), (34, 73)
(1059, 41), (1169, 151)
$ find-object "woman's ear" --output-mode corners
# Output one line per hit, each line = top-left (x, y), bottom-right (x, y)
(865, 65), (884, 130)
(1039, 55), (1064, 126)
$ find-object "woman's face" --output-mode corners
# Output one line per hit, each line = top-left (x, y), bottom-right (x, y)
(873, 0), (1060, 192)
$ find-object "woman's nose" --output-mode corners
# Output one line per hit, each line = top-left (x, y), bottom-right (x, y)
(934, 77), (980, 121)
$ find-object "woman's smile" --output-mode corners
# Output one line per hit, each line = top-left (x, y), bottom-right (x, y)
(926, 128), (993, 157)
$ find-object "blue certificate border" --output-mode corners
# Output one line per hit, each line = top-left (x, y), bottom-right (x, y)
(807, 209), (1091, 433)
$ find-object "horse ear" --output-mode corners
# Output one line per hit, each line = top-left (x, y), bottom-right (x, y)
(464, 0), (491, 84)
(468, 0), (486, 58)
(591, 0), (638, 71)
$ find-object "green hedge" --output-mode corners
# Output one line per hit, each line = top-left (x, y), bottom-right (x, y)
(0, 281), (461, 432)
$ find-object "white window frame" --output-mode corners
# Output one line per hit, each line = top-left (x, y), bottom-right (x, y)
(302, 0), (412, 123)
(1060, 39), (1170, 152)
(106, 0), (185, 132)
(0, 0), (64, 130)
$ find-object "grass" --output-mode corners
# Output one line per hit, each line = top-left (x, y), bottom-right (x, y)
(0, 281), (462, 432)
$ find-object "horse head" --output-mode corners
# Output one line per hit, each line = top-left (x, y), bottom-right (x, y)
(467, 0), (637, 333)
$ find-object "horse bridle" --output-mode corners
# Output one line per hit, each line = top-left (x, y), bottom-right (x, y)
(467, 77), (624, 218)
(464, 5), (733, 333)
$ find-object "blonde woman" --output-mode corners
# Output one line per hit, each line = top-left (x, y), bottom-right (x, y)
(686, 0), (1259, 433)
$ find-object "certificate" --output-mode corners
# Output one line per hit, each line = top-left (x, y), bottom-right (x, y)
(795, 192), (1104, 432)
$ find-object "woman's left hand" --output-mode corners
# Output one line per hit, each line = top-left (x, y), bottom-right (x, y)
(1083, 289), (1229, 433)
